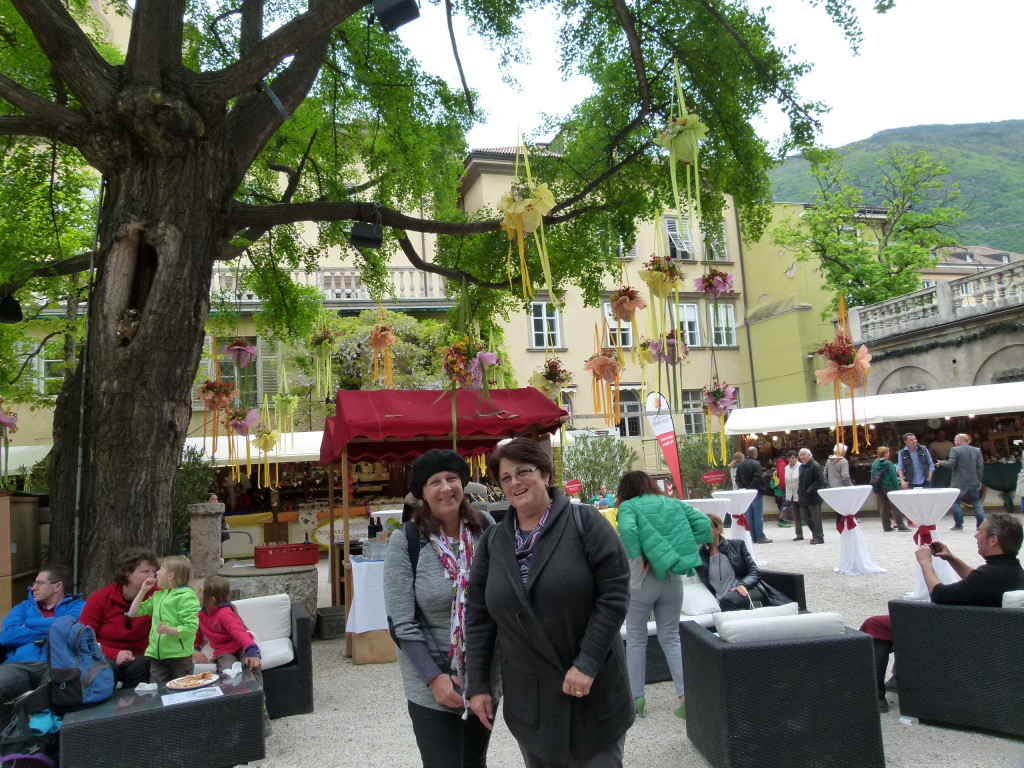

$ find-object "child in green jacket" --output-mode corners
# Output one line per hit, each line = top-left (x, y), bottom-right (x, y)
(128, 555), (200, 685)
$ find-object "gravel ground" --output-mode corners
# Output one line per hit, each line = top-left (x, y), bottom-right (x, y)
(248, 514), (1024, 768)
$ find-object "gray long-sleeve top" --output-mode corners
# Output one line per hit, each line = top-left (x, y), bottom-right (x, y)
(383, 521), (500, 712)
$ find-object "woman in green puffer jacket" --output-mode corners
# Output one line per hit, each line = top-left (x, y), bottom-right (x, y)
(616, 471), (712, 720)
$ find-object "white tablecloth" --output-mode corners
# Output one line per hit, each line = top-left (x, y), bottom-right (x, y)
(345, 556), (389, 633)
(712, 489), (760, 564)
(818, 486), (886, 576)
(684, 498), (732, 519)
(887, 489), (962, 600)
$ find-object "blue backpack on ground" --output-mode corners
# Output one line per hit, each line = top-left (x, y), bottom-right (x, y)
(46, 616), (114, 711)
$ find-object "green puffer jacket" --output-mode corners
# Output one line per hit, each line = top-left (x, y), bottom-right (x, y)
(137, 585), (201, 660)
(617, 494), (713, 579)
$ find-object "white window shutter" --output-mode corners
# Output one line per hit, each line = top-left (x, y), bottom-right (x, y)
(258, 337), (281, 399)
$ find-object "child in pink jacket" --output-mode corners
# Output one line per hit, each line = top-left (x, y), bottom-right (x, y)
(194, 575), (271, 732)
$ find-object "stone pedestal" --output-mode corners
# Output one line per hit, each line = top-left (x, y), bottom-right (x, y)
(189, 502), (225, 581)
(219, 562), (318, 620)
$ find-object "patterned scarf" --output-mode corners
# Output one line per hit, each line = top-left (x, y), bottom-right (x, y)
(428, 521), (475, 710)
(513, 503), (553, 585)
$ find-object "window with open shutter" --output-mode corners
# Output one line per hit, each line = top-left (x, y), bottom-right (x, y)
(664, 216), (696, 260)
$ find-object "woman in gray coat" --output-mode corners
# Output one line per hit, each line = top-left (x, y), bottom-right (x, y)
(466, 438), (634, 768)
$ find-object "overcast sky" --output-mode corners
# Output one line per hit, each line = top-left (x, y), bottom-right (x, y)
(399, 0), (1023, 151)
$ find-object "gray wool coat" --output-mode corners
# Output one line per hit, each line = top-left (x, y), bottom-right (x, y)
(465, 489), (634, 764)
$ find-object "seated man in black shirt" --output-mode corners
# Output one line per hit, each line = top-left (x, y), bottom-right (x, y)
(860, 511), (1024, 711)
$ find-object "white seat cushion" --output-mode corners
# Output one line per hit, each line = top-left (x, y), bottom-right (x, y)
(712, 603), (799, 631)
(681, 581), (721, 617)
(234, 593), (292, 642)
(717, 612), (845, 643)
(1002, 590), (1024, 609)
(258, 637), (295, 670)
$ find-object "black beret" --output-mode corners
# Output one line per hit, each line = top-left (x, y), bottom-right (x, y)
(408, 449), (470, 500)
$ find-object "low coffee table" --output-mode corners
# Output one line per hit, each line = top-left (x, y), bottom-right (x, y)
(61, 670), (265, 768)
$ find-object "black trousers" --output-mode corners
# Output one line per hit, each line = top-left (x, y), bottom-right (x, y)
(109, 656), (151, 689)
(407, 699), (494, 768)
(719, 586), (767, 612)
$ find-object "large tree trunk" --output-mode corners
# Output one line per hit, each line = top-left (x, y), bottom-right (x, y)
(50, 149), (230, 593)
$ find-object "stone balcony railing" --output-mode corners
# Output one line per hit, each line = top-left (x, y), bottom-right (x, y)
(210, 266), (449, 305)
(849, 260), (1024, 344)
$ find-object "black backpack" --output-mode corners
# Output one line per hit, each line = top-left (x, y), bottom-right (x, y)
(869, 462), (888, 493)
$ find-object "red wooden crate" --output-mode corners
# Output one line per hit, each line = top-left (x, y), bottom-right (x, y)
(254, 542), (319, 568)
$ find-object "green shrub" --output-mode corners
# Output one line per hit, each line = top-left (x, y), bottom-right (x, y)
(562, 435), (639, 501)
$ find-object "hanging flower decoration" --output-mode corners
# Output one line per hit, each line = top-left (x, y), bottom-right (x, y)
(370, 324), (399, 388)
(0, 397), (18, 488)
(815, 305), (873, 454)
(608, 286), (647, 322)
(653, 60), (709, 232)
(196, 377), (238, 455)
(225, 407), (260, 437)
(694, 268), (735, 300)
(702, 381), (737, 467)
(252, 397), (279, 489)
(702, 381), (737, 416)
(648, 329), (688, 366)
(584, 350), (622, 383)
(441, 337), (499, 392)
(251, 421), (278, 453)
(638, 254), (685, 298)
(529, 357), (573, 400)
(309, 324), (339, 399)
(222, 337), (258, 370)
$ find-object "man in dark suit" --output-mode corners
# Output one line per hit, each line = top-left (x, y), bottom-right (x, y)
(940, 433), (986, 531)
(796, 448), (826, 544)
(736, 447), (772, 544)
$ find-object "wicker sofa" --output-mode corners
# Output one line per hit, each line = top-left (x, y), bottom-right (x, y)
(627, 569), (807, 684)
(199, 594), (314, 720)
(681, 621), (884, 768)
(889, 599), (1024, 737)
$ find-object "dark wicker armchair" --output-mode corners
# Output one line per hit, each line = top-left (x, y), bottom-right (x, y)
(263, 601), (314, 719)
(681, 622), (884, 768)
(889, 599), (1024, 737)
(640, 569), (807, 684)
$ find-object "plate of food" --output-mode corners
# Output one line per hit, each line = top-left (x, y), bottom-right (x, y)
(166, 671), (219, 690)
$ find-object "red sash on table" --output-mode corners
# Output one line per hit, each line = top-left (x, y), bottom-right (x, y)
(913, 524), (936, 546)
(836, 515), (858, 534)
(733, 513), (750, 531)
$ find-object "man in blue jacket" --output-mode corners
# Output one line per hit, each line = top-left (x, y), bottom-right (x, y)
(0, 563), (84, 702)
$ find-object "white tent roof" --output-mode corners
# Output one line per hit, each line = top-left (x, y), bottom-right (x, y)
(3, 444), (52, 475)
(184, 430), (325, 466)
(725, 382), (1024, 435)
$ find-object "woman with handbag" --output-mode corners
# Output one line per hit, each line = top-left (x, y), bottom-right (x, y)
(696, 514), (793, 611)
(615, 470), (711, 719)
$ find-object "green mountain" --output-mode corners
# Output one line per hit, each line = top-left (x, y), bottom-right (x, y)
(768, 120), (1024, 255)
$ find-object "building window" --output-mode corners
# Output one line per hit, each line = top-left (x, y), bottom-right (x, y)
(617, 239), (637, 260)
(681, 389), (706, 434)
(603, 302), (633, 348)
(921, 280), (934, 288)
(664, 216), (696, 260)
(704, 229), (728, 261)
(673, 302), (701, 347)
(531, 301), (562, 348)
(618, 389), (642, 438)
(709, 303), (737, 347)
(559, 391), (574, 427)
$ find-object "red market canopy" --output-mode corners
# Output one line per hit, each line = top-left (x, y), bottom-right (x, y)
(319, 388), (569, 464)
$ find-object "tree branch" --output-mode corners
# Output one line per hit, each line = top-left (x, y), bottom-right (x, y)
(196, 0), (366, 103)
(549, 143), (650, 216)
(0, 73), (85, 129)
(0, 252), (96, 294)
(9, 0), (117, 112)
(124, 0), (185, 86)
(12, 330), (64, 388)
(0, 115), (70, 141)
(444, 0), (474, 116)
(396, 235), (516, 291)
(232, 200), (501, 235)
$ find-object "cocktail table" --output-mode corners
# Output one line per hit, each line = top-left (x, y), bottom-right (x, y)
(61, 670), (265, 768)
(887, 488), (962, 600)
(818, 485), (886, 576)
(712, 489), (761, 564)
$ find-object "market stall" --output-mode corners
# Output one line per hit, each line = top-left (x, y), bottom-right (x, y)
(318, 387), (568, 656)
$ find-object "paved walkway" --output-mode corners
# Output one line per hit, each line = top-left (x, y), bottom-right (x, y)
(250, 512), (1024, 768)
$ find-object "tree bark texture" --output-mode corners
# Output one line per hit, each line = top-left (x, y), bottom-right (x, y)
(50, 147), (231, 593)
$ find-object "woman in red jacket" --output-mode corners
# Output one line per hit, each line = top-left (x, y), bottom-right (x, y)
(79, 547), (159, 688)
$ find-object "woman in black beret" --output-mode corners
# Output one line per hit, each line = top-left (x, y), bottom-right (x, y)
(383, 448), (499, 768)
